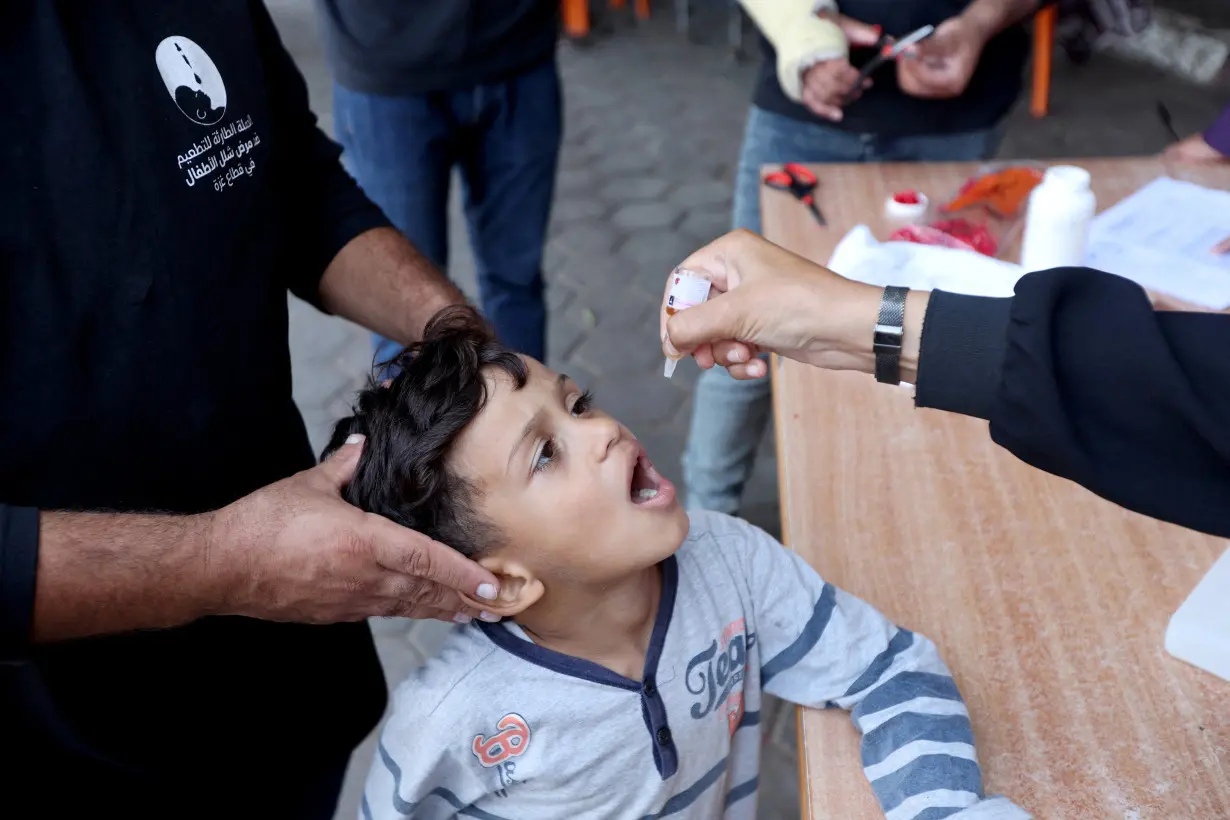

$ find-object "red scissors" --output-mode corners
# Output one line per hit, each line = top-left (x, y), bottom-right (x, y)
(764, 163), (825, 225)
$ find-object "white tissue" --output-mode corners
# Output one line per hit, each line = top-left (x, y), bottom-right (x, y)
(827, 225), (1025, 297)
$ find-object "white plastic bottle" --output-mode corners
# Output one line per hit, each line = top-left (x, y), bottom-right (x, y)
(1020, 165), (1097, 272)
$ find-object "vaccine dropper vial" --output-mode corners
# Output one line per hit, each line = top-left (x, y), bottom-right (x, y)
(663, 269), (712, 378)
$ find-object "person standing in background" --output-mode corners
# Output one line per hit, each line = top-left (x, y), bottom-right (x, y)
(314, 0), (561, 365)
(682, 0), (1040, 516)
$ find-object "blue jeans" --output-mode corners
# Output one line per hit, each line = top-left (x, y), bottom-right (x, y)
(333, 59), (562, 365)
(682, 105), (1004, 514)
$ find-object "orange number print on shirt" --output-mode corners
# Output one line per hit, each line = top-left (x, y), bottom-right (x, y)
(725, 691), (745, 738)
(472, 713), (532, 768)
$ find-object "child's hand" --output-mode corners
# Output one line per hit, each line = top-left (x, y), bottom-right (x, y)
(205, 435), (501, 625)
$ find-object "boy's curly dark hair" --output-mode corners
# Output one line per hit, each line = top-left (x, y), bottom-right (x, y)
(322, 306), (528, 557)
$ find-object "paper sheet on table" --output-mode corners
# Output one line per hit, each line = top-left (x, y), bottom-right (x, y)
(827, 224), (1024, 296)
(1084, 177), (1230, 309)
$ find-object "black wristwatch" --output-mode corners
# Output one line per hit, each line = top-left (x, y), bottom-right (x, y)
(874, 286), (908, 385)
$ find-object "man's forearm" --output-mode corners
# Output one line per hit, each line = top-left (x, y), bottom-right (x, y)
(33, 511), (223, 642)
(960, 0), (1040, 40)
(318, 227), (467, 347)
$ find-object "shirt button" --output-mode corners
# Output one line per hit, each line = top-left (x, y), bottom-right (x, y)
(643, 680), (656, 698)
(656, 727), (672, 746)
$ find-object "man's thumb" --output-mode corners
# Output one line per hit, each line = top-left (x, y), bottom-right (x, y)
(666, 296), (744, 355)
(836, 16), (882, 48)
(318, 434), (364, 490)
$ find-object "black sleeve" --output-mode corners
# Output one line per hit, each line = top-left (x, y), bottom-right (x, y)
(0, 505), (39, 661)
(915, 267), (1230, 539)
(249, 0), (390, 307)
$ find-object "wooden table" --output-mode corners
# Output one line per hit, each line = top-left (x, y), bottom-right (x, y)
(764, 158), (1230, 819)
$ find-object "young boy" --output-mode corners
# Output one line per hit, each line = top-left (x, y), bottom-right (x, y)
(329, 307), (1028, 820)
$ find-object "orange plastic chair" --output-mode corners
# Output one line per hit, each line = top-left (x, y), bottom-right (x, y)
(608, 0), (651, 21)
(563, 0), (650, 38)
(562, 0), (591, 38)
(1031, 4), (1058, 118)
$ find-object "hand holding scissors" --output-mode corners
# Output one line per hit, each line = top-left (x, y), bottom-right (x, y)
(847, 24), (935, 100)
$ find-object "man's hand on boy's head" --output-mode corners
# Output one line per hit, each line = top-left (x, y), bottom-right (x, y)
(204, 436), (500, 625)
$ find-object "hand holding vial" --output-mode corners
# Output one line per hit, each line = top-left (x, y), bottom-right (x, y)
(659, 229), (926, 381)
(661, 269), (712, 378)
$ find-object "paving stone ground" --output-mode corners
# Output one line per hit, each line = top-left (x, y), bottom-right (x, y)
(264, 3), (1228, 818)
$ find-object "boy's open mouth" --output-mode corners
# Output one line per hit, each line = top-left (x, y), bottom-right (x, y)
(629, 450), (676, 509)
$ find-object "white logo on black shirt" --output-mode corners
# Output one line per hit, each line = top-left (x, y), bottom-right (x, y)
(156, 35), (262, 193)
(155, 36), (227, 125)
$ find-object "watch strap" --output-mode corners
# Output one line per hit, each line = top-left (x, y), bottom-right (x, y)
(874, 286), (908, 385)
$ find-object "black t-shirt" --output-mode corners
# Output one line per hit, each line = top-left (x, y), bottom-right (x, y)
(753, 0), (1030, 137)
(0, 0), (388, 802)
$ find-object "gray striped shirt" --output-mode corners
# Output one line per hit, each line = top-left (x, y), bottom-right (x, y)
(362, 512), (1028, 819)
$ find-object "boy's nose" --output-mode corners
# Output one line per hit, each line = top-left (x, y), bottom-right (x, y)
(586, 415), (624, 461)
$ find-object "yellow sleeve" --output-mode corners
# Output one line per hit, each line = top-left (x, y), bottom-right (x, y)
(738, 0), (848, 102)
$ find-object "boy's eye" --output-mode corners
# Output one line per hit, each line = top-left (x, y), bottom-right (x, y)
(533, 439), (556, 474)
(532, 391), (592, 476)
(571, 390), (594, 417)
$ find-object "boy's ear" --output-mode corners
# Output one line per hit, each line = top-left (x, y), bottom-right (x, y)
(459, 557), (543, 618)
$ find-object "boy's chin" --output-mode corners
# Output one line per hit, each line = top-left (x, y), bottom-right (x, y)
(630, 502), (690, 559)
